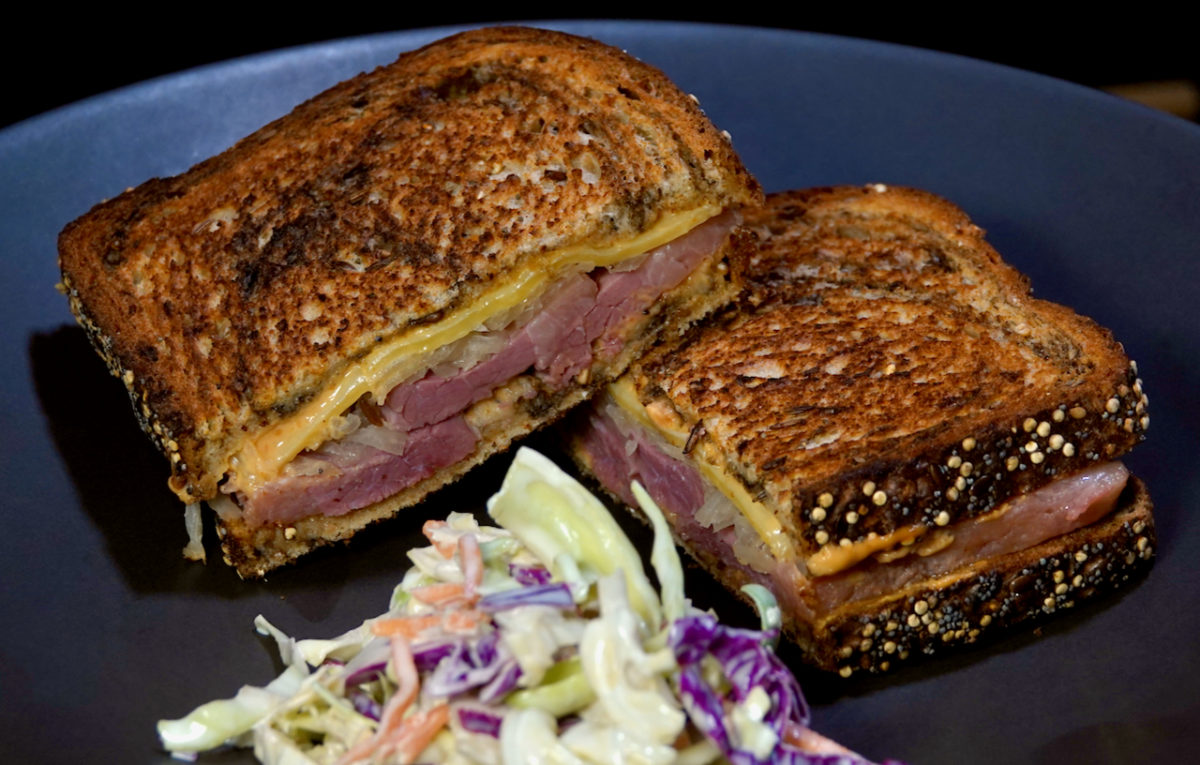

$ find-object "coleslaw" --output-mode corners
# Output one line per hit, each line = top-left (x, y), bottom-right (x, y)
(158, 447), (900, 764)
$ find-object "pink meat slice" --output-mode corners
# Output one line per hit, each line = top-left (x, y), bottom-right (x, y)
(383, 274), (597, 431)
(575, 401), (706, 517)
(810, 461), (1129, 612)
(238, 211), (736, 527)
(575, 404), (1131, 620)
(586, 215), (734, 358)
(244, 417), (477, 527)
(384, 212), (736, 432)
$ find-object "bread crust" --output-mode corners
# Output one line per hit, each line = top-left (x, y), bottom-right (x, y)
(632, 185), (1148, 556)
(57, 26), (760, 504)
(679, 477), (1154, 675)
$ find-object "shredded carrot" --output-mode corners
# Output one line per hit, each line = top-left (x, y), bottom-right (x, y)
(422, 520), (456, 558)
(421, 520), (447, 539)
(379, 704), (451, 763)
(336, 637), (420, 765)
(782, 722), (855, 756)
(459, 533), (483, 599)
(443, 609), (483, 634)
(346, 528), (485, 763)
(410, 581), (467, 605)
(372, 615), (441, 640)
(372, 608), (485, 640)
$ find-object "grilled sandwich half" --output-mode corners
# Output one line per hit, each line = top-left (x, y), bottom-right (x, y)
(569, 185), (1155, 675)
(57, 27), (761, 576)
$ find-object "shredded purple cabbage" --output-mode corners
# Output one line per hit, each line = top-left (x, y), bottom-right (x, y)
(478, 658), (521, 704)
(509, 563), (554, 586)
(677, 665), (732, 752)
(478, 583), (574, 612)
(671, 613), (809, 727)
(424, 633), (522, 699)
(456, 706), (504, 738)
(347, 687), (382, 721)
(412, 641), (459, 673)
(342, 661), (387, 688)
(670, 613), (899, 765)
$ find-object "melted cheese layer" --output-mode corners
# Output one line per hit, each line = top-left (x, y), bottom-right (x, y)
(232, 206), (720, 494)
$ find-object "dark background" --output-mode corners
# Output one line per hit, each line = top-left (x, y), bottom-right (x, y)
(7, 11), (1198, 129)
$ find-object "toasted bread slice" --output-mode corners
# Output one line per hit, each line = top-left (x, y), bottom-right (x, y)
(568, 185), (1153, 672)
(58, 27), (760, 575)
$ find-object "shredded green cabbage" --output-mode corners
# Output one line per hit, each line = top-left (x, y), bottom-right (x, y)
(486, 448), (662, 629)
(157, 446), (889, 765)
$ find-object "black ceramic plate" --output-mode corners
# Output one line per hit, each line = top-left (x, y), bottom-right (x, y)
(2, 21), (1197, 764)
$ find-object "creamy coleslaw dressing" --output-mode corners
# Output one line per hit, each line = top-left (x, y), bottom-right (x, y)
(159, 449), (891, 765)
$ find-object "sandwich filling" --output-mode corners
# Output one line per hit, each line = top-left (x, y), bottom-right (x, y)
(227, 211), (739, 528)
(575, 390), (1131, 623)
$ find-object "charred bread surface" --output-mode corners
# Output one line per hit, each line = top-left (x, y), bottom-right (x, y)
(58, 25), (760, 507)
(633, 185), (1148, 557)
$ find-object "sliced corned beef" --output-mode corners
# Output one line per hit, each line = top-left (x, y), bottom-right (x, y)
(237, 211), (737, 527)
